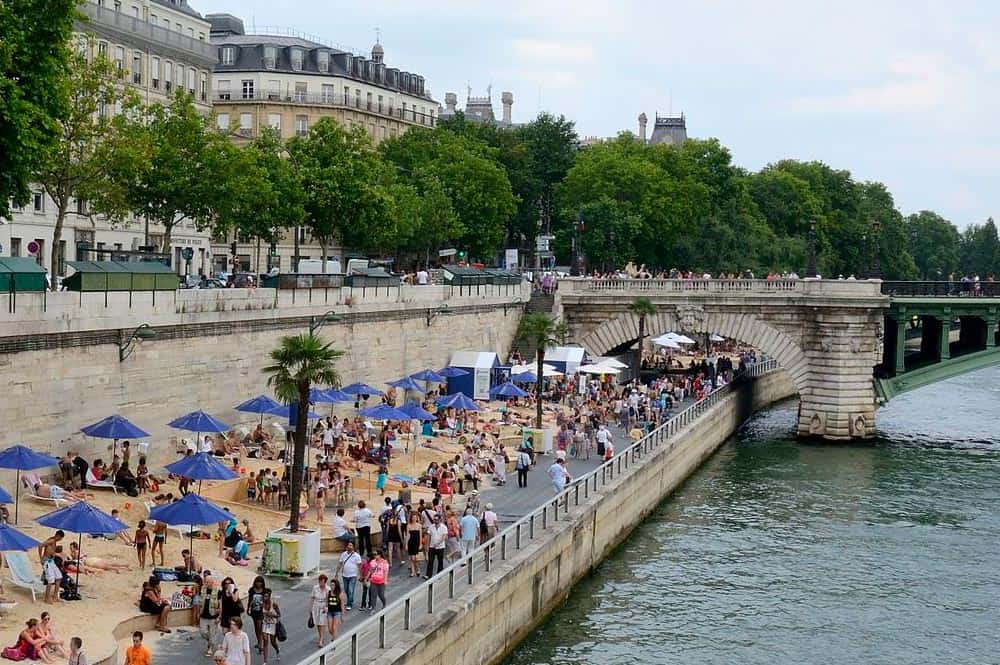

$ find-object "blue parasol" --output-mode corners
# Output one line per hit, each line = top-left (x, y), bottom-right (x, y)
(359, 404), (411, 421)
(320, 388), (353, 403)
(266, 403), (321, 421)
(36, 501), (128, 588)
(490, 381), (530, 399)
(168, 410), (230, 434)
(235, 395), (281, 414)
(387, 377), (426, 393)
(0, 444), (61, 524)
(511, 371), (538, 383)
(0, 485), (11, 504)
(165, 452), (239, 482)
(410, 369), (448, 383)
(81, 415), (150, 440)
(149, 492), (232, 568)
(399, 402), (436, 421)
(341, 382), (384, 396)
(437, 366), (469, 378)
(0, 522), (40, 551)
(435, 392), (481, 411)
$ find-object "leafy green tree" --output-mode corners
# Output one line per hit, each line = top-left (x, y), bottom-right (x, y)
(263, 333), (343, 532)
(0, 0), (76, 217)
(627, 298), (656, 380)
(959, 218), (1000, 277)
(287, 119), (392, 269)
(515, 314), (568, 428)
(904, 211), (960, 279)
(34, 49), (139, 281)
(101, 93), (235, 252)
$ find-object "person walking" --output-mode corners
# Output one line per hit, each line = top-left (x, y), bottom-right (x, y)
(459, 508), (479, 556)
(353, 501), (373, 557)
(326, 579), (346, 638)
(123, 632), (151, 665)
(245, 576), (267, 655)
(220, 617), (251, 665)
(198, 575), (221, 656)
(424, 514), (447, 579)
(515, 448), (532, 488)
(335, 542), (362, 610)
(547, 458), (570, 494)
(308, 574), (330, 648)
(259, 591), (280, 665)
(367, 551), (389, 612)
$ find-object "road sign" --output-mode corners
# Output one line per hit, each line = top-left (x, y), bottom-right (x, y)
(181, 247), (194, 261)
(439, 248), (457, 257)
(27, 240), (39, 255)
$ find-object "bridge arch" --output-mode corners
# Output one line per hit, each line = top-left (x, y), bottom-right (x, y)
(578, 309), (811, 396)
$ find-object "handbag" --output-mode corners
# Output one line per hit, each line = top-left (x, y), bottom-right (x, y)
(307, 614), (315, 629)
(275, 620), (288, 642)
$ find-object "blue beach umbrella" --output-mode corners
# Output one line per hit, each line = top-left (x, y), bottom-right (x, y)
(358, 404), (411, 421)
(490, 382), (529, 399)
(0, 444), (61, 524)
(387, 376), (426, 393)
(436, 392), (481, 412)
(511, 372), (538, 383)
(320, 388), (353, 403)
(399, 402), (436, 421)
(437, 366), (469, 378)
(410, 369), (448, 384)
(81, 415), (150, 440)
(267, 403), (321, 421)
(0, 523), (40, 551)
(0, 485), (12, 505)
(309, 388), (339, 404)
(235, 395), (282, 427)
(149, 492), (233, 568)
(168, 410), (230, 434)
(36, 501), (128, 588)
(341, 382), (384, 397)
(165, 452), (240, 483)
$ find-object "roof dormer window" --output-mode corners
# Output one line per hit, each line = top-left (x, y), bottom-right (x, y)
(220, 46), (235, 65)
(290, 48), (303, 71)
(263, 46), (276, 69)
(317, 50), (329, 73)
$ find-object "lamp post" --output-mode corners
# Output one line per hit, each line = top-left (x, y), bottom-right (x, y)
(119, 323), (156, 362)
(309, 310), (340, 335)
(869, 219), (883, 279)
(806, 219), (817, 278)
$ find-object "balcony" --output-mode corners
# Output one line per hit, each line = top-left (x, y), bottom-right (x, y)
(214, 90), (436, 127)
(78, 3), (215, 64)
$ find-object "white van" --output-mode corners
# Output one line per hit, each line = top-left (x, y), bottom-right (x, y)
(297, 258), (342, 274)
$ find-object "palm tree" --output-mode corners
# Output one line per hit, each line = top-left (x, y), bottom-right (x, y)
(263, 333), (343, 532)
(516, 313), (568, 428)
(627, 297), (657, 382)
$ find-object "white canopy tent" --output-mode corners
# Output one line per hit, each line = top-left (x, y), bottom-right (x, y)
(593, 357), (628, 369)
(512, 363), (563, 377)
(651, 334), (681, 349)
(710, 333), (726, 342)
(578, 363), (621, 375)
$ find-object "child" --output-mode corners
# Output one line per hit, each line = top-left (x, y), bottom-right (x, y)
(359, 553), (374, 611)
(246, 472), (257, 503)
(68, 636), (87, 665)
(260, 469), (270, 505)
(376, 464), (388, 496)
(150, 519), (167, 567)
(134, 520), (149, 569)
(189, 574), (203, 626)
(277, 473), (288, 509)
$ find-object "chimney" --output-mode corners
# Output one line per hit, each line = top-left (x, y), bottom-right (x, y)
(501, 91), (513, 124)
(638, 112), (648, 143)
(445, 92), (457, 112)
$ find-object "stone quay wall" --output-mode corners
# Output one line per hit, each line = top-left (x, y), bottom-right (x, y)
(307, 369), (796, 665)
(0, 284), (529, 476)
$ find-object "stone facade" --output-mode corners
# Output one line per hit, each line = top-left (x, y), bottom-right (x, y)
(556, 278), (887, 440)
(0, 285), (527, 478)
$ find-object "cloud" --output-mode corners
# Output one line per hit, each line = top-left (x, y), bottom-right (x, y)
(512, 39), (596, 64)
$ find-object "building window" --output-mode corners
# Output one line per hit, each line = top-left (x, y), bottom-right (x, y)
(187, 27), (194, 38)
(77, 36), (89, 57)
(131, 4), (138, 16)
(241, 79), (254, 99)
(132, 52), (142, 84)
(317, 50), (329, 72)
(75, 198), (88, 215)
(344, 55), (352, 73)
(187, 67), (195, 93)
(295, 115), (308, 136)
(268, 113), (281, 130)
(239, 113), (252, 136)
(290, 48), (302, 71)
(151, 56), (159, 89)
(221, 47), (235, 65)
(200, 73), (207, 101)
(366, 92), (372, 110)
(10, 200), (23, 213)
(161, 17), (169, 30)
(216, 113), (230, 131)
(294, 82), (307, 102)
(149, 12), (156, 24)
(10, 238), (21, 257)
(164, 61), (172, 92)
(267, 80), (280, 100)
(344, 86), (350, 102)
(33, 192), (44, 213)
(199, 32), (205, 41)
(175, 22), (182, 32)
(33, 239), (45, 266)
(263, 46), (276, 69)
(379, 126), (386, 141)
(321, 84), (334, 103)
(98, 41), (108, 58)
(355, 89), (361, 108)
(217, 79), (230, 100)
(377, 94), (383, 113)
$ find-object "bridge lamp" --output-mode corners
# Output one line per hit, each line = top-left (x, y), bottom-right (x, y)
(309, 310), (341, 335)
(119, 323), (156, 362)
(806, 219), (817, 278)
(869, 220), (883, 280)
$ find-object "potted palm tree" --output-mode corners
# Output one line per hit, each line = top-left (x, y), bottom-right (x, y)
(263, 332), (342, 539)
(516, 313), (568, 429)
(627, 297), (657, 382)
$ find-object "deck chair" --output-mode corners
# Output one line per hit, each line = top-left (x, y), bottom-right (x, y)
(1, 551), (45, 602)
(21, 474), (67, 507)
(85, 469), (119, 494)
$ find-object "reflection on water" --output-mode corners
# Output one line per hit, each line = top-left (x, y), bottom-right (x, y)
(505, 369), (1000, 665)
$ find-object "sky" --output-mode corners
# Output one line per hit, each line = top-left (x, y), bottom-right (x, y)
(202, 0), (999, 227)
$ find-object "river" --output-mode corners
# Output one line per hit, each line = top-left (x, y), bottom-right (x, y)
(505, 368), (1000, 665)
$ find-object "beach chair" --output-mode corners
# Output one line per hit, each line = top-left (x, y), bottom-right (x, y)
(21, 474), (67, 507)
(85, 469), (119, 495)
(1, 551), (45, 603)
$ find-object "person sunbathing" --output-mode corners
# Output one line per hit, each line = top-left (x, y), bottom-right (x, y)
(67, 542), (130, 573)
(32, 482), (88, 502)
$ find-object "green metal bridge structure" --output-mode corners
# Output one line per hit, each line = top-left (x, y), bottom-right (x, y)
(875, 281), (1000, 402)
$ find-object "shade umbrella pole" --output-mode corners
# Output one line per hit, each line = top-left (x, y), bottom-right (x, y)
(76, 532), (82, 591)
(14, 469), (19, 525)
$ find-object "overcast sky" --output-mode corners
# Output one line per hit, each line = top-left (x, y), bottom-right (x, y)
(204, 0), (998, 227)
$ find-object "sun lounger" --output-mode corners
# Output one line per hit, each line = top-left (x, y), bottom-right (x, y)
(21, 474), (67, 507)
(2, 551), (45, 603)
(85, 470), (119, 495)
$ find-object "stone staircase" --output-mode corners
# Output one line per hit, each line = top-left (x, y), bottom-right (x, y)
(508, 291), (555, 361)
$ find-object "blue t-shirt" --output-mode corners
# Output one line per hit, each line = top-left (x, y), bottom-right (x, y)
(459, 514), (480, 541)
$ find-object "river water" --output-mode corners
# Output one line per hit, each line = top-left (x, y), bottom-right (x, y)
(505, 368), (1000, 665)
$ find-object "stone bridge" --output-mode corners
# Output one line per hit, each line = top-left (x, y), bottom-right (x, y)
(556, 278), (887, 440)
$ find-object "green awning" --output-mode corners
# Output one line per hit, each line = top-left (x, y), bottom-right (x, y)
(0, 257), (47, 292)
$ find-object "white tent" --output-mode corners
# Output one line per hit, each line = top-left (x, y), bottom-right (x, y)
(670, 333), (697, 345)
(651, 334), (681, 349)
(594, 357), (628, 369)
(512, 363), (562, 377)
(578, 363), (621, 375)
(544, 346), (587, 375)
(710, 333), (726, 342)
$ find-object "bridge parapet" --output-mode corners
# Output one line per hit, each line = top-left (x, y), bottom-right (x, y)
(558, 277), (884, 299)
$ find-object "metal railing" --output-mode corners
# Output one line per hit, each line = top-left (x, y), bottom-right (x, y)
(216, 91), (436, 127)
(78, 3), (215, 61)
(580, 278), (801, 293)
(295, 359), (779, 665)
(882, 280), (1000, 297)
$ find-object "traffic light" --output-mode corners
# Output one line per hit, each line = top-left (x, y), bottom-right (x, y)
(230, 241), (237, 256)
(457, 250), (466, 260)
(269, 241), (277, 257)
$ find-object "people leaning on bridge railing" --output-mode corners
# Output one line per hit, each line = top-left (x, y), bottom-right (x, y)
(582, 267), (802, 280)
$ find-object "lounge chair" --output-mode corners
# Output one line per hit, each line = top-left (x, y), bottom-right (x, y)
(21, 474), (67, 507)
(1, 551), (45, 602)
(85, 469), (119, 495)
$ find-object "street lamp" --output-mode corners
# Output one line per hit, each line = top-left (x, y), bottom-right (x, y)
(869, 219), (883, 279)
(806, 219), (817, 278)
(426, 304), (449, 327)
(309, 310), (340, 335)
(119, 323), (156, 362)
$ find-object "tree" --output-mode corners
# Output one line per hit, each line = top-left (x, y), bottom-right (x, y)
(904, 211), (960, 279)
(0, 0), (76, 217)
(103, 93), (234, 252)
(263, 333), (343, 532)
(287, 119), (392, 269)
(959, 218), (1000, 277)
(627, 298), (657, 380)
(34, 49), (137, 282)
(516, 314), (568, 428)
